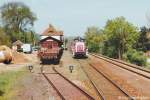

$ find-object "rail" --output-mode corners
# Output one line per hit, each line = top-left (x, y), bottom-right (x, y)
(89, 53), (150, 79)
(41, 65), (95, 100)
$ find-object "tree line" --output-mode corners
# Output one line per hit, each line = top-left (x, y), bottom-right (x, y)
(85, 17), (150, 66)
(0, 2), (39, 46)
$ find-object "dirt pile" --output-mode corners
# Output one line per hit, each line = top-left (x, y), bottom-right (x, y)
(12, 51), (29, 64)
(0, 45), (38, 64)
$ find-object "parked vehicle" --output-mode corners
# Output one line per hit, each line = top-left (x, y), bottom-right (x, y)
(22, 44), (32, 53)
(32, 46), (40, 51)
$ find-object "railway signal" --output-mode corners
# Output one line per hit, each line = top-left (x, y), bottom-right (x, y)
(69, 65), (74, 73)
(28, 65), (33, 72)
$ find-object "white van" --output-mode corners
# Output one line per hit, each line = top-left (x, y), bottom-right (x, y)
(22, 44), (32, 53)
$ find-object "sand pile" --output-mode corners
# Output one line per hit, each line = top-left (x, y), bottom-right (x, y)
(0, 45), (13, 64)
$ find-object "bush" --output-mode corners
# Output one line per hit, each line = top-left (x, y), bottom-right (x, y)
(123, 49), (147, 66)
(88, 43), (100, 53)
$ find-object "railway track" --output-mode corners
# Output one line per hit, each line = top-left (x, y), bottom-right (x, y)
(77, 60), (105, 100)
(77, 59), (133, 100)
(90, 53), (150, 79)
(77, 59), (105, 100)
(41, 65), (95, 100)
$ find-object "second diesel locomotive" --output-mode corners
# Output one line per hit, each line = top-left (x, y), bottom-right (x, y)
(71, 37), (88, 58)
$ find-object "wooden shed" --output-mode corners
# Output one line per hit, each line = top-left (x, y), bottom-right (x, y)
(12, 40), (23, 51)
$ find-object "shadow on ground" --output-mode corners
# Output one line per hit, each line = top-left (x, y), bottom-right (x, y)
(40, 59), (60, 65)
(73, 56), (88, 59)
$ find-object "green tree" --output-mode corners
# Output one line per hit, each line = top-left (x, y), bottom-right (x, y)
(136, 26), (150, 51)
(25, 31), (39, 45)
(103, 17), (140, 59)
(84, 17), (147, 66)
(0, 2), (37, 42)
(0, 27), (11, 46)
(85, 26), (104, 52)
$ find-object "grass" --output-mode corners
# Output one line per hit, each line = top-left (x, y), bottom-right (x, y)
(0, 69), (27, 100)
(145, 57), (150, 70)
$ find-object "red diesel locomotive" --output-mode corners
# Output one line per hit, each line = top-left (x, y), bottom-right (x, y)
(38, 24), (63, 63)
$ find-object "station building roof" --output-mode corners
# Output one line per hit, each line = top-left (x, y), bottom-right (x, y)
(42, 24), (63, 36)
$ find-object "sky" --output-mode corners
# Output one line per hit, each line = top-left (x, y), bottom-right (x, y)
(0, 0), (150, 36)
